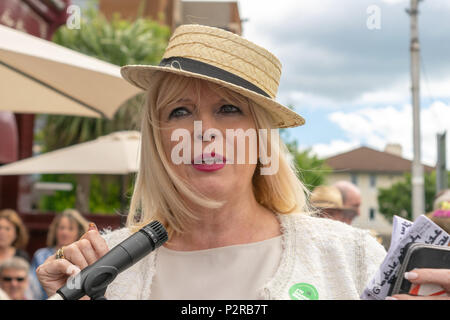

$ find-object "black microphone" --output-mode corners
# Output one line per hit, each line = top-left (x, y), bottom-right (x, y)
(54, 220), (168, 300)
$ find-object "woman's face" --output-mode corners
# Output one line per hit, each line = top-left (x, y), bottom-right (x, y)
(159, 83), (258, 202)
(55, 217), (79, 247)
(0, 218), (16, 249)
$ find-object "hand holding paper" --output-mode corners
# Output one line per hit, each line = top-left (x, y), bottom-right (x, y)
(361, 214), (450, 300)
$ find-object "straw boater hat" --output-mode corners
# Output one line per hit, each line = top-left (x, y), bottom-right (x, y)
(120, 24), (305, 128)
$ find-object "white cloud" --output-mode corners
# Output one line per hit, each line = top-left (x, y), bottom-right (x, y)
(310, 101), (450, 167)
(280, 75), (450, 111)
(237, 0), (450, 105)
(354, 80), (409, 105)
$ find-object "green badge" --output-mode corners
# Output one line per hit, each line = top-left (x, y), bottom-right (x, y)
(289, 283), (319, 300)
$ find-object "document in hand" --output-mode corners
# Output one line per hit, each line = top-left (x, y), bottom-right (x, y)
(361, 214), (450, 300)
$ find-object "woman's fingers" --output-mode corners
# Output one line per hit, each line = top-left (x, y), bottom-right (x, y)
(37, 258), (79, 278)
(390, 294), (449, 300)
(76, 239), (98, 265)
(80, 226), (109, 259)
(387, 268), (450, 300)
(36, 223), (111, 299)
(405, 268), (450, 291)
(36, 258), (80, 297)
(63, 243), (89, 270)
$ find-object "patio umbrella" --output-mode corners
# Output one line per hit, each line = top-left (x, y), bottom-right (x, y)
(0, 131), (141, 175)
(0, 131), (141, 213)
(0, 24), (141, 118)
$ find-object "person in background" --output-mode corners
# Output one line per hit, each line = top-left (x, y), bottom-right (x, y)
(333, 181), (383, 243)
(310, 185), (356, 224)
(29, 209), (89, 300)
(333, 181), (361, 222)
(427, 189), (450, 235)
(311, 185), (382, 244)
(0, 257), (31, 300)
(0, 209), (30, 264)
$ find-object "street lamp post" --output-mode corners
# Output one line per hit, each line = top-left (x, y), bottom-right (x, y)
(408, 0), (425, 220)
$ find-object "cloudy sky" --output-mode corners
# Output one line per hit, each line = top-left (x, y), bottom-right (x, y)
(233, 0), (450, 166)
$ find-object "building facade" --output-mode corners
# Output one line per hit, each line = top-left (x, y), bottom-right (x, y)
(325, 145), (434, 241)
(98, 0), (242, 34)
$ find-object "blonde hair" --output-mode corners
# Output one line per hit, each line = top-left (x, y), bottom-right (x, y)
(127, 72), (312, 237)
(0, 209), (29, 250)
(46, 209), (89, 247)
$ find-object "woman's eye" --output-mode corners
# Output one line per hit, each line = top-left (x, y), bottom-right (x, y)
(219, 104), (242, 114)
(169, 107), (190, 119)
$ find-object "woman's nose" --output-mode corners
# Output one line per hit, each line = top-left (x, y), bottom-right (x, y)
(195, 131), (217, 141)
(193, 113), (220, 142)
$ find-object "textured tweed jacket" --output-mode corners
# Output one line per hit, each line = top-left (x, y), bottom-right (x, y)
(102, 213), (387, 300)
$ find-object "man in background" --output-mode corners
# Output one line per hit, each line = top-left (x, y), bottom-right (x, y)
(333, 180), (361, 224)
(0, 257), (30, 300)
(310, 185), (356, 225)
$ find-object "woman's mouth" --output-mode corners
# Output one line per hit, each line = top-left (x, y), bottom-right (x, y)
(191, 152), (226, 172)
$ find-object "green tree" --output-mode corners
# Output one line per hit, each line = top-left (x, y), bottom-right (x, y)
(286, 140), (331, 191)
(280, 117), (331, 191)
(39, 2), (170, 151)
(378, 171), (450, 222)
(35, 1), (170, 213)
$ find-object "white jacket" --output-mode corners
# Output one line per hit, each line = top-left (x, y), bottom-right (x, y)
(103, 213), (387, 300)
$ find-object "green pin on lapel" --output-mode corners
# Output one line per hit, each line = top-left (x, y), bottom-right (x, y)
(289, 283), (319, 300)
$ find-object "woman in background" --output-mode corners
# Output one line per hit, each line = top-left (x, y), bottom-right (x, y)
(0, 209), (30, 264)
(29, 209), (89, 299)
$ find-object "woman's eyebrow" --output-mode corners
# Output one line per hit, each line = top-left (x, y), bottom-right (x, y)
(176, 98), (193, 103)
(174, 98), (231, 104)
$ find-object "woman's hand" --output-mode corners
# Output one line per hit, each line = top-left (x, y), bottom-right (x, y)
(36, 224), (109, 298)
(388, 268), (450, 300)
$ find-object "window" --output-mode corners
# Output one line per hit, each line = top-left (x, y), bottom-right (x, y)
(369, 208), (375, 220)
(370, 174), (376, 188)
(351, 173), (358, 185)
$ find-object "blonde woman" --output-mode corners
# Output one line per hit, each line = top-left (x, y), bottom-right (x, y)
(36, 25), (449, 300)
(29, 209), (89, 299)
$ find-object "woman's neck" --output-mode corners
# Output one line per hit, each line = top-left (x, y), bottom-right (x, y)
(0, 246), (15, 260)
(165, 190), (281, 251)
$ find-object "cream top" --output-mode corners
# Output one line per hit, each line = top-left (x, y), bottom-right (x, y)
(149, 236), (283, 300)
(103, 213), (387, 300)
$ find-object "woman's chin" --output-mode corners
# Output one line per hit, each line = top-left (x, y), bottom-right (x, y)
(189, 177), (231, 199)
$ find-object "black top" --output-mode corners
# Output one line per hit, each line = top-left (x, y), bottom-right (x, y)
(14, 249), (30, 263)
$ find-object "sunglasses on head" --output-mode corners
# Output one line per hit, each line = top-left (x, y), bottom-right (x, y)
(2, 276), (26, 282)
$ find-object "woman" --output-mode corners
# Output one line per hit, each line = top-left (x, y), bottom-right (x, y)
(0, 209), (29, 264)
(36, 25), (450, 300)
(29, 209), (89, 300)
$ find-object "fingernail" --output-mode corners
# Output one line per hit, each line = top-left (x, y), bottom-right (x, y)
(88, 222), (97, 231)
(404, 272), (419, 280)
(385, 296), (398, 300)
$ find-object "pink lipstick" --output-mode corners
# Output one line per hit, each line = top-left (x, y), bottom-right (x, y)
(192, 152), (226, 172)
